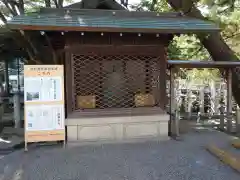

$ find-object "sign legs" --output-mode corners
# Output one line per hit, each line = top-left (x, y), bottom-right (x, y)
(24, 141), (28, 152)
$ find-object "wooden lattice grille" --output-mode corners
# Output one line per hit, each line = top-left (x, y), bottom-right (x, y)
(72, 54), (161, 110)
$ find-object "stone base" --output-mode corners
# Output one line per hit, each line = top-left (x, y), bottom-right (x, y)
(66, 114), (169, 143)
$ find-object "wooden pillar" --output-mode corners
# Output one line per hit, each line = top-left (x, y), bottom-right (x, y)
(187, 88), (192, 120)
(199, 86), (205, 114)
(227, 69), (232, 133)
(170, 67), (175, 135)
(214, 82), (220, 114)
(219, 82), (225, 131)
(170, 67), (179, 137)
(17, 59), (21, 92)
(219, 103), (225, 131)
(185, 82), (189, 118)
(4, 59), (9, 94)
(160, 49), (167, 109)
(13, 93), (21, 128)
(65, 51), (73, 116)
(175, 78), (180, 136)
(0, 83), (3, 124)
(236, 106), (240, 134)
(210, 81), (215, 114)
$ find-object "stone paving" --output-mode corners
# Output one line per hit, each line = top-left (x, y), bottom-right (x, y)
(0, 127), (24, 154)
(0, 129), (240, 180)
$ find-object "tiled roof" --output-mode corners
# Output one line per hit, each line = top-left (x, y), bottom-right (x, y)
(7, 8), (220, 33)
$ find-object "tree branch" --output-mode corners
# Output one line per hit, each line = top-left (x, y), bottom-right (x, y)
(19, 30), (39, 56)
(189, 45), (204, 59)
(17, 0), (25, 14)
(215, 0), (235, 7)
(43, 33), (57, 64)
(44, 0), (51, 7)
(9, 0), (19, 15)
(167, 0), (205, 19)
(223, 32), (240, 41)
(0, 1), (43, 64)
(120, 0), (128, 7)
(58, 0), (64, 8)
(1, 0), (17, 16)
(24, 47), (41, 64)
(53, 0), (58, 8)
(150, 0), (157, 11)
(12, 32), (41, 64)
(0, 11), (7, 23)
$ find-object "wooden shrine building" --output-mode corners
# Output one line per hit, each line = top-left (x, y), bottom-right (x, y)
(7, 0), (220, 142)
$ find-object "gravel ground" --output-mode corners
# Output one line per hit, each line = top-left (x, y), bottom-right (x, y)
(0, 129), (239, 180)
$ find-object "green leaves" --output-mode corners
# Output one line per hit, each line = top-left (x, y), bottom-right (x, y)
(200, 0), (215, 7)
(168, 35), (210, 60)
(186, 68), (221, 83)
(134, 0), (172, 12)
(148, 0), (240, 81)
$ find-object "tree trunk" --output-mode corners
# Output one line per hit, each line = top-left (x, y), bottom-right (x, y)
(201, 34), (240, 105)
(167, 0), (240, 105)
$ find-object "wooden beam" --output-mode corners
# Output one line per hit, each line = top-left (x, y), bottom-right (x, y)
(8, 24), (219, 34)
(168, 60), (240, 68)
(65, 51), (73, 115)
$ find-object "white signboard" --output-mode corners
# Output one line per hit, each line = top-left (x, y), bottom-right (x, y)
(25, 104), (64, 131)
(24, 65), (65, 145)
(24, 77), (62, 102)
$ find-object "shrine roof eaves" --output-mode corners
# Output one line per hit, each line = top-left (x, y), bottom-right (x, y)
(7, 8), (220, 34)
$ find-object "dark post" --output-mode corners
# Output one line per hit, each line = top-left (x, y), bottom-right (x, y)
(4, 59), (9, 94)
(219, 102), (225, 131)
(17, 58), (21, 92)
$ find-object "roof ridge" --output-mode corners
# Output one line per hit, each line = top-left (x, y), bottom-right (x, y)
(39, 8), (182, 18)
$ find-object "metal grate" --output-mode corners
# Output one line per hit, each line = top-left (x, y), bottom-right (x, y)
(72, 54), (161, 110)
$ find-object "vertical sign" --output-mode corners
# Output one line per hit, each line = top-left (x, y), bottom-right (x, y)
(24, 65), (65, 150)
